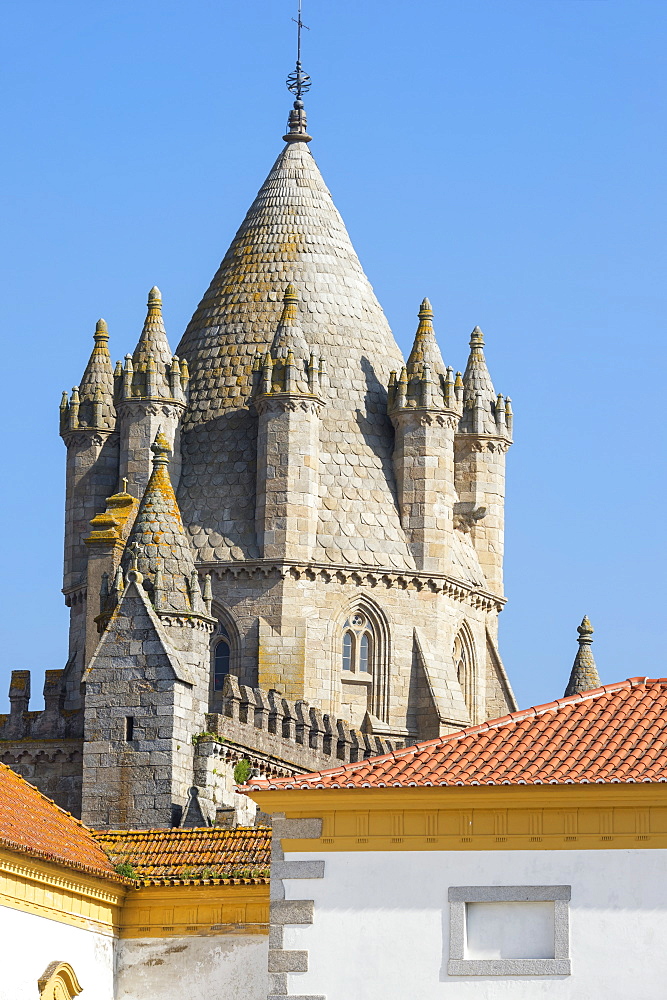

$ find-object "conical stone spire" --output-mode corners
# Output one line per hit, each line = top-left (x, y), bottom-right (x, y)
(76, 319), (116, 429)
(406, 298), (447, 379)
(463, 326), (495, 401)
(122, 430), (201, 613)
(564, 616), (601, 697)
(175, 118), (411, 568)
(131, 287), (174, 399)
(270, 283), (311, 362)
(460, 326), (498, 434)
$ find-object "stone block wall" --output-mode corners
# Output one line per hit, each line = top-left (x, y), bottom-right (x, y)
(204, 564), (514, 740)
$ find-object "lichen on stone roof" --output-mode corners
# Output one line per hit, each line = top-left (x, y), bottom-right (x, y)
(75, 319), (116, 429)
(130, 286), (176, 400)
(175, 127), (414, 569)
(122, 430), (201, 613)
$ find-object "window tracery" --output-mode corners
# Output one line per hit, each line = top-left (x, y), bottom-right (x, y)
(454, 626), (476, 720)
(341, 613), (373, 674)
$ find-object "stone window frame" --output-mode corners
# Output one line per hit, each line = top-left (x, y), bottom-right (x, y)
(447, 885), (571, 977)
(341, 613), (374, 676)
(209, 605), (241, 709)
(336, 598), (391, 722)
(453, 622), (477, 722)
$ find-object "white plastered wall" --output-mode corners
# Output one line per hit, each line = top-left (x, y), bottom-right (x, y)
(115, 934), (268, 1000)
(281, 848), (667, 1000)
(0, 904), (114, 1000)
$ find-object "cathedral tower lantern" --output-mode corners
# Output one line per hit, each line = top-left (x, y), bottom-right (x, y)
(5, 40), (519, 825)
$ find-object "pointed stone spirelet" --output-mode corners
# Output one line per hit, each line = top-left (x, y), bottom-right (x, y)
(406, 298), (447, 379)
(564, 616), (602, 697)
(458, 326), (500, 434)
(75, 318), (116, 429)
(122, 429), (202, 614)
(270, 284), (311, 361)
(463, 326), (496, 400)
(131, 287), (175, 399)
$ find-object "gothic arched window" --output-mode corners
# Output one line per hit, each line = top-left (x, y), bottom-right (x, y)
(213, 626), (231, 691)
(342, 630), (353, 671)
(454, 626), (476, 720)
(341, 613), (374, 674)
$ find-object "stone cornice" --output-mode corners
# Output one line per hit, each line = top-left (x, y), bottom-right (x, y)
(116, 398), (185, 419)
(454, 431), (512, 452)
(390, 406), (459, 430)
(61, 428), (117, 449)
(0, 846), (127, 935)
(250, 783), (667, 854)
(196, 559), (505, 611)
(254, 391), (324, 416)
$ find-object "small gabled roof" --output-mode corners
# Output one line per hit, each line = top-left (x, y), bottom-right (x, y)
(0, 761), (121, 879)
(245, 678), (667, 791)
(93, 827), (271, 884)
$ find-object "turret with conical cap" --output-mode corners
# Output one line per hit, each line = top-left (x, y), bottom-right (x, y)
(454, 324), (513, 596)
(255, 283), (323, 566)
(117, 287), (186, 500)
(389, 298), (462, 574)
(60, 317), (121, 701)
(121, 429), (203, 615)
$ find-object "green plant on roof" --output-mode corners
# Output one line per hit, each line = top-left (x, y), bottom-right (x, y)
(233, 758), (252, 784)
(192, 731), (225, 746)
(115, 861), (137, 879)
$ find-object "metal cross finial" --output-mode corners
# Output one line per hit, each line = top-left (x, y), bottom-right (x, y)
(286, 0), (311, 105)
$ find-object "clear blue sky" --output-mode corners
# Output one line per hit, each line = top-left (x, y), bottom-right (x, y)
(0, 0), (665, 712)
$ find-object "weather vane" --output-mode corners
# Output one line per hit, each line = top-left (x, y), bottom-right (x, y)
(286, 0), (311, 105)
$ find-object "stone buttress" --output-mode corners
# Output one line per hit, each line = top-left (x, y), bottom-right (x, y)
(81, 432), (214, 829)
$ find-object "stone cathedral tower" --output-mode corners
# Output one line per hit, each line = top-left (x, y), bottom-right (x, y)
(0, 95), (516, 829)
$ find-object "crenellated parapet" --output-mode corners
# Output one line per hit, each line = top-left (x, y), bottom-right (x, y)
(210, 673), (400, 772)
(0, 669), (83, 742)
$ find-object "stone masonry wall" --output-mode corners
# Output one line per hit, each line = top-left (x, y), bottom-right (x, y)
(202, 565), (513, 740)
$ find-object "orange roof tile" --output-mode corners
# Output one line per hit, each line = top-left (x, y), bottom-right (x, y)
(93, 827), (271, 883)
(0, 761), (120, 879)
(245, 678), (667, 791)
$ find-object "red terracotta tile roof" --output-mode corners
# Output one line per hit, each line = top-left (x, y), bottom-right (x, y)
(0, 761), (121, 879)
(245, 678), (667, 791)
(93, 826), (271, 883)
